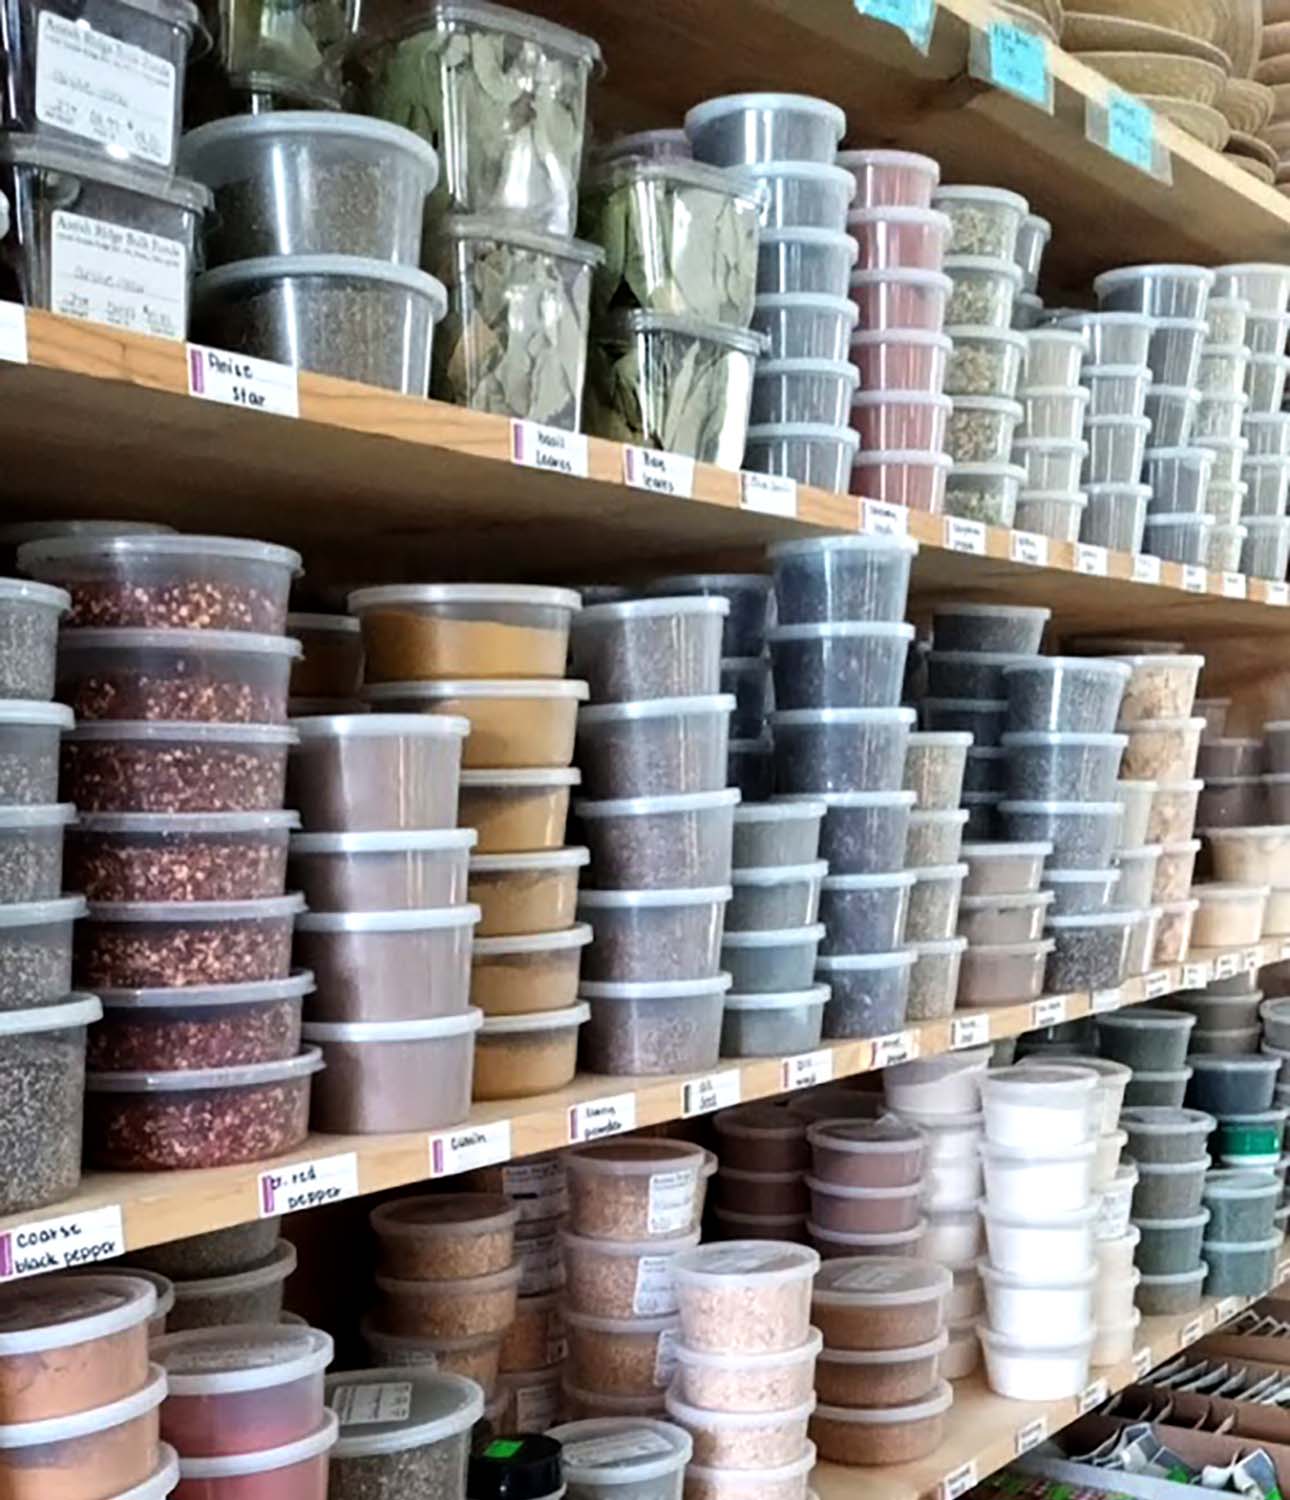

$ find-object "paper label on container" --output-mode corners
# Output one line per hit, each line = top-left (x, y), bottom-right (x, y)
(0, 1205), (124, 1280)
(511, 420), (588, 477)
(741, 471), (797, 518)
(941, 1462), (978, 1500)
(624, 446), (694, 498)
(633, 1254), (681, 1316)
(516, 1229), (562, 1296)
(501, 1158), (564, 1196)
(36, 11), (175, 165)
(652, 1328), (680, 1388)
(682, 1069), (741, 1118)
(331, 1382), (412, 1426)
(647, 1169), (700, 1236)
(1015, 1418), (1048, 1455)
(513, 1379), (560, 1431)
(568, 1093), (636, 1143)
(259, 1153), (358, 1216)
(51, 211), (187, 341)
(864, 499), (908, 536)
(0, 302), (28, 364)
(563, 1432), (676, 1467)
(1010, 530), (1048, 567)
(951, 1014), (991, 1049)
(1076, 543), (1108, 576)
(1133, 553), (1162, 585)
(188, 343), (299, 417)
(429, 1120), (511, 1177)
(782, 1049), (834, 1090)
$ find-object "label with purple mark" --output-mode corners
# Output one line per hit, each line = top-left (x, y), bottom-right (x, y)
(941, 1461), (977, 1500)
(782, 1050), (834, 1090)
(623, 446), (694, 497)
(0, 1204), (124, 1281)
(740, 471), (797, 518)
(951, 1014), (990, 1049)
(188, 343), (298, 417)
(681, 1070), (741, 1118)
(1144, 970), (1171, 999)
(1031, 996), (1067, 1027)
(429, 1120), (511, 1176)
(1010, 530), (1047, 567)
(258, 1153), (358, 1216)
(568, 1093), (636, 1143)
(511, 420), (588, 477)
(1015, 1418), (1047, 1455)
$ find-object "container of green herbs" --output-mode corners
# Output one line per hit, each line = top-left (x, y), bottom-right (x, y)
(579, 157), (761, 325)
(428, 215), (602, 430)
(199, 0), (352, 103)
(584, 310), (766, 470)
(351, 0), (600, 237)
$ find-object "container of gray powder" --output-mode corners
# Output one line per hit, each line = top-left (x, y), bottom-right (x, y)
(550, 1416), (692, 1500)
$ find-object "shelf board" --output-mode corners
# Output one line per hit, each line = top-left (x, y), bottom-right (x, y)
(1, 935), (1279, 1277)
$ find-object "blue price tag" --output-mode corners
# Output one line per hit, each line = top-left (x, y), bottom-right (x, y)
(1106, 90), (1155, 173)
(854, 0), (936, 46)
(988, 21), (1049, 107)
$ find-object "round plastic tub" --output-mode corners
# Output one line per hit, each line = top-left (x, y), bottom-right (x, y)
(1014, 438), (1088, 493)
(727, 861), (826, 931)
(367, 678), (586, 771)
(288, 829), (475, 915)
(850, 449), (952, 513)
(838, 148), (939, 208)
(1189, 883), (1269, 947)
(960, 841), (1050, 896)
(770, 707), (914, 795)
(565, 1308), (680, 1397)
(669, 1241), (818, 1355)
(324, 1368), (481, 1500)
(1097, 1009), (1195, 1070)
(1204, 825), (1290, 885)
(721, 985), (828, 1058)
(979, 1260), (1095, 1344)
(346, 581), (568, 671)
(903, 733), (971, 813)
(467, 845), (588, 933)
(984, 1134), (1097, 1213)
(576, 695), (732, 799)
(1085, 364), (1151, 421)
(956, 939), (1055, 1008)
(1002, 732), (1125, 804)
(767, 621), (913, 711)
(1133, 1156), (1212, 1219)
(980, 1201), (1098, 1280)
(1002, 658), (1129, 736)
(0, 580), (66, 702)
(570, 598), (726, 704)
(1188, 1056), (1280, 1116)
(848, 266), (951, 332)
(813, 1333), (946, 1411)
(850, 329), (951, 394)
(719, 924), (823, 993)
(810, 1258), (950, 1354)
(458, 768), (580, 854)
(172, 1407), (338, 1500)
(1145, 781), (1199, 848)
(817, 871), (913, 955)
(1135, 1210), (1209, 1275)
(944, 326), (1027, 399)
(578, 885), (730, 983)
(661, 1389), (813, 1468)
(472, 1003), (587, 1100)
(805, 1119), (922, 1191)
(884, 1052), (989, 1119)
(957, 891), (1053, 945)
(370, 1192), (517, 1282)
(1124, 1066), (1193, 1110)
(999, 800), (1122, 869)
(1018, 1055), (1130, 1136)
(714, 1105), (808, 1176)
(1203, 1236), (1281, 1296)
(978, 1326), (1092, 1401)
(1136, 1263), (1206, 1316)
(780, 790), (911, 876)
(745, 423), (859, 490)
(806, 1176), (922, 1235)
(565, 1138), (707, 1242)
(577, 790), (738, 891)
(288, 714), (469, 832)
(286, 615), (362, 700)
(816, 949), (915, 1039)
(810, 1382), (951, 1466)
(1025, 328), (1086, 388)
(685, 93), (844, 166)
(731, 803), (822, 873)
(753, 294), (859, 362)
(1202, 1170), (1280, 1241)
(768, 535), (917, 626)
(470, 925), (591, 1018)
(980, 1066), (1099, 1150)
(559, 1224), (697, 1319)
(905, 811), (969, 869)
(373, 1257), (521, 1342)
(550, 1416), (692, 1498)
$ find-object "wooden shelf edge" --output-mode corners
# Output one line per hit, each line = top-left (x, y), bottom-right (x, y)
(2, 935), (1281, 1276)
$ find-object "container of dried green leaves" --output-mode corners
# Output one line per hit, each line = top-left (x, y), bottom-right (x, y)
(352, 0), (600, 236)
(579, 157), (761, 324)
(179, 112), (438, 266)
(199, 0), (352, 109)
(944, 462), (1026, 527)
(429, 215), (602, 429)
(191, 255), (446, 393)
(584, 310), (764, 469)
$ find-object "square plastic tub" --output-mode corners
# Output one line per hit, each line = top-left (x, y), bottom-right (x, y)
(1144, 386), (1199, 446)
(944, 256), (1021, 329)
(767, 622), (912, 712)
(1240, 516), (1290, 579)
(850, 449), (951, 513)
(943, 462), (1024, 526)
(576, 695), (732, 800)
(1055, 311), (1154, 367)
(745, 423), (859, 490)
(1014, 437), (1087, 493)
(944, 326), (1026, 398)
(816, 949), (915, 1039)
(1002, 731), (1125, 802)
(1085, 365), (1151, 421)
(1240, 457), (1290, 517)
(685, 93), (845, 167)
(926, 650), (1026, 703)
(1084, 415), (1152, 486)
(851, 329), (951, 394)
(1002, 657), (1129, 734)
(771, 707), (914, 795)
(838, 148), (940, 209)
(758, 228), (858, 299)
(848, 267), (951, 333)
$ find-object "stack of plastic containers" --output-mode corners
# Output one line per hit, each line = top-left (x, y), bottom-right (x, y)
(935, 186), (1028, 526)
(1012, 212), (1051, 332)
(1121, 1103), (1214, 1316)
(664, 1241), (821, 1485)
(24, 533), (317, 1174)
(1198, 704), (1265, 829)
(766, 535), (918, 1039)
(845, 152), (953, 514)
(804, 1116), (927, 1263)
(1201, 1168), (1283, 1296)
(285, 613), (364, 717)
(713, 1102), (811, 1243)
(1193, 287), (1252, 573)
(1011, 325), (1091, 541)
(1176, 973), (1266, 1056)
(976, 1065), (1100, 1398)
(122, 1219), (298, 1332)
(572, 595), (734, 1076)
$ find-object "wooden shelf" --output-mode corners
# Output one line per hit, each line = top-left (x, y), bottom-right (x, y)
(2, 935), (1280, 1277)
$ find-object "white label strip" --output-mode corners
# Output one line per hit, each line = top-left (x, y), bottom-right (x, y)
(1078, 1378), (1109, 1413)
(1031, 996), (1068, 1027)
(1091, 987), (1123, 1013)
(568, 1093), (637, 1143)
(941, 1462), (978, 1500)
(681, 1069), (742, 1118)
(188, 343), (299, 418)
(1075, 543), (1108, 576)
(1132, 1347), (1154, 1379)
(511, 419), (588, 477)
(51, 209), (187, 341)
(740, 471), (797, 517)
(945, 517), (986, 554)
(1182, 962), (1210, 988)
(429, 1120), (512, 1176)
(258, 1153), (359, 1217)
(1180, 1317), (1204, 1347)
(1222, 571), (1247, 599)
(864, 499), (908, 536)
(1144, 970), (1172, 1000)
(950, 1014), (990, 1049)
(1010, 530), (1048, 567)
(1132, 553), (1162, 585)
(872, 1030), (919, 1067)
(1015, 1418), (1048, 1455)
(1268, 581), (1290, 606)
(1181, 564), (1207, 593)
(0, 1205), (125, 1280)
(781, 1050), (834, 1091)
(623, 446), (695, 497)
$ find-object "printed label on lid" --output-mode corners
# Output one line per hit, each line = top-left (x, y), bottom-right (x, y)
(331, 1381), (412, 1426)
(624, 446), (695, 498)
(514, 1381), (560, 1430)
(682, 1069), (741, 1118)
(568, 1093), (637, 1143)
(699, 1244), (785, 1274)
(258, 1153), (358, 1217)
(429, 1120), (512, 1176)
(516, 1229), (562, 1296)
(830, 1261), (911, 1291)
(0, 1204), (124, 1281)
(189, 344), (299, 418)
(501, 1158), (563, 1196)
(741, 471), (797, 519)
(647, 1169), (699, 1236)
(782, 1049), (834, 1091)
(511, 420), (588, 477)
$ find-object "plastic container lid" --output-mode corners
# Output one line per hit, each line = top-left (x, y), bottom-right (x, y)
(177, 1410), (338, 1478)
(22, 532), (301, 573)
(0, 993), (101, 1037)
(672, 1329), (821, 1377)
(814, 1381), (952, 1425)
(725, 985), (829, 1012)
(303, 1011), (483, 1045)
(367, 679), (588, 706)
(98, 972), (314, 1011)
(295, 903), (480, 933)
(756, 229), (859, 262)
(86, 893), (304, 925)
(287, 613), (361, 635)
(747, 423), (860, 447)
(578, 885), (731, 911)
(325, 1369), (481, 1457)
(812, 1256), (951, 1304)
(293, 713), (470, 740)
(474, 924), (593, 960)
(82, 810), (298, 836)
(0, 1364), (166, 1449)
(565, 1138), (706, 1179)
(67, 719), (297, 745)
(815, 949), (915, 973)
(156, 1323), (332, 1395)
(670, 1241), (818, 1288)
(111, 1447), (179, 1500)
(577, 694), (732, 726)
(0, 135), (209, 211)
(460, 768), (582, 788)
(547, 1418), (693, 1484)
(961, 841), (1052, 859)
(820, 869), (916, 892)
(576, 596), (730, 628)
(685, 91), (845, 136)
(86, 1048), (322, 1094)
(684, 1445), (817, 1490)
(290, 828), (475, 855)
(0, 701), (73, 729)
(0, 578), (69, 610)
(0, 1272), (156, 1354)
(479, 1003), (589, 1036)
(732, 861), (828, 887)
(371, 1191), (517, 1241)
(579, 974), (733, 1001)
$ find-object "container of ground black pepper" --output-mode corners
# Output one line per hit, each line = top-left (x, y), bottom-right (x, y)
(0, 577), (67, 700)
(0, 803), (73, 902)
(0, 992), (100, 1214)
(0, 893), (85, 1008)
(286, 615), (363, 700)
(0, 700), (73, 806)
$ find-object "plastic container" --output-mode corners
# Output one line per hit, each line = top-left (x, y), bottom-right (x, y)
(1132, 1151), (1213, 1217)
(978, 1200), (1098, 1279)
(1134, 1210), (1210, 1275)
(1013, 437), (1088, 494)
(1002, 657), (1129, 735)
(980, 1064), (1098, 1149)
(1189, 883), (1270, 946)
(1014, 492), (1086, 543)
(550, 1416), (692, 1499)
(578, 885), (729, 983)
(685, 93), (845, 167)
(999, 800), (1122, 869)
(981, 1136), (1096, 1214)
(816, 949), (915, 1039)
(849, 448), (952, 514)
(809, 1383), (951, 1466)
(768, 535), (916, 626)
(1202, 1170), (1280, 1241)
(458, 768), (579, 854)
(770, 707), (915, 795)
(1145, 780), (1200, 847)
(576, 696), (731, 800)
(578, 974), (729, 1076)
(367, 678), (587, 771)
(1203, 1235), (1281, 1295)
(576, 790), (737, 892)
(570, 599), (725, 705)
(1085, 364), (1152, 421)
(1097, 1008), (1195, 1070)
(1114, 845), (1161, 909)
(1187, 1055), (1280, 1116)
(753, 294), (859, 362)
(719, 925), (823, 994)
(1240, 457), (1290, 517)
(1025, 328), (1086, 388)
(1136, 1262), (1206, 1315)
(960, 841), (1050, 896)
(757, 228), (858, 301)
(1045, 908), (1137, 991)
(817, 870), (913, 955)
(767, 622), (912, 712)
(850, 329), (951, 394)
(944, 326), (1026, 398)
(848, 268), (951, 333)
(943, 462), (1024, 527)
(1247, 353), (1290, 414)
(472, 1003), (587, 1099)
(839, 148), (940, 209)
(955, 938), (1053, 1007)
(721, 985), (828, 1058)
(1205, 825), (1290, 885)
(1002, 731), (1125, 803)
(979, 1261), (1095, 1345)
(1144, 386), (1199, 446)
(725, 860), (824, 932)
(1084, 415), (1151, 485)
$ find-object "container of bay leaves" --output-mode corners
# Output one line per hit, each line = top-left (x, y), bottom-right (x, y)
(196, 0), (352, 108)
(180, 112), (438, 266)
(579, 157), (761, 325)
(190, 253), (447, 393)
(429, 215), (600, 427)
(583, 310), (765, 470)
(351, 0), (600, 237)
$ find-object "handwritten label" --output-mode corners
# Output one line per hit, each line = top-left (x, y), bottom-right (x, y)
(0, 302), (28, 364)
(1015, 1418), (1048, 1455)
(853, 0), (936, 47)
(1031, 996), (1068, 1028)
(0, 1205), (124, 1280)
(188, 344), (298, 418)
(941, 1462), (978, 1500)
(1132, 1347), (1154, 1380)
(568, 1093), (637, 1143)
(682, 1069), (742, 1118)
(1076, 543), (1108, 576)
(1180, 1317), (1204, 1347)
(1132, 553), (1162, 585)
(511, 420), (588, 477)
(781, 1050), (834, 1091)
(872, 1030), (919, 1068)
(740, 471), (797, 518)
(1144, 969), (1172, 1000)
(1181, 564), (1207, 593)
(946, 516), (986, 555)
(259, 1153), (358, 1216)
(623, 446), (694, 497)
(1106, 90), (1156, 174)
(1215, 952), (1241, 980)
(1268, 581), (1290, 607)
(1182, 962), (1209, 988)
(1217, 1298), (1240, 1323)
(864, 499), (909, 536)
(429, 1120), (512, 1177)
(1010, 529), (1048, 567)
(1092, 987), (1123, 1013)
(987, 21), (1050, 107)
(1078, 1379), (1109, 1413)
(1222, 571), (1247, 599)
(951, 1014), (991, 1050)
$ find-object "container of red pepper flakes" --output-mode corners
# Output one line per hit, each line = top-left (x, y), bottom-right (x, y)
(18, 535), (303, 636)
(56, 630), (302, 724)
(173, 1408), (337, 1500)
(156, 1324), (333, 1458)
(75, 893), (305, 990)
(61, 722), (299, 815)
(83, 1047), (321, 1171)
(88, 971), (315, 1072)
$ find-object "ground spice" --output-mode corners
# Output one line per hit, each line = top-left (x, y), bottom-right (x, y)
(0, 599), (61, 700)
(0, 923), (75, 1011)
(375, 1269), (519, 1340)
(562, 1232), (693, 1319)
(469, 867), (581, 936)
(370, 1194), (517, 1280)
(61, 736), (292, 813)
(0, 744), (59, 805)
(88, 995), (301, 1070)
(471, 948), (584, 1016)
(330, 1430), (470, 1500)
(567, 1143), (704, 1240)
(473, 1021), (581, 1099)
(0, 1024), (86, 1213)
(359, 613), (567, 683)
(129, 1220), (280, 1280)
(566, 1317), (677, 1395)
(500, 1295), (565, 1373)
(678, 1406), (811, 1468)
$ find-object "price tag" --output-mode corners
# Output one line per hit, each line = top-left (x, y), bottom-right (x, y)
(872, 1030), (919, 1068)
(1217, 1297), (1240, 1323)
(1030, 996), (1068, 1028)
(1268, 581), (1290, 607)
(1010, 530), (1048, 567)
(1245, 946), (1263, 973)
(986, 21), (1051, 108)
(568, 1093), (637, 1143)
(1181, 564), (1207, 593)
(740, 471), (797, 518)
(1182, 962), (1209, 988)
(951, 1014), (991, 1050)
(1075, 543), (1108, 576)
(623, 446), (694, 498)
(1092, 987), (1123, 1013)
(1078, 1379), (1109, 1413)
(1105, 90), (1156, 173)
(864, 498), (909, 536)
(1222, 571), (1247, 599)
(1180, 1317), (1204, 1348)
(781, 1050), (834, 1091)
(259, 1153), (358, 1216)
(1132, 553), (1162, 585)
(681, 1069), (742, 1118)
(511, 419), (588, 478)
(940, 1462), (978, 1500)
(429, 1120), (512, 1177)
(945, 516), (986, 554)
(1144, 969), (1172, 1000)
(0, 1205), (124, 1281)
(1132, 1347), (1154, 1380)
(187, 343), (298, 418)
(1215, 952), (1241, 980)
(853, 0), (936, 48)
(1015, 1418), (1048, 1456)
(0, 302), (28, 364)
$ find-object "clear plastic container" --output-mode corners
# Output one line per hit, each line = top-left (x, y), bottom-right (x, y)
(850, 329), (951, 394)
(848, 267), (950, 333)
(1187, 1055), (1280, 1116)
(945, 256), (1021, 330)
(979, 1260), (1094, 1345)
(744, 424), (858, 490)
(1143, 446), (1215, 515)
(817, 870), (913, 955)
(366, 678), (586, 771)
(1095, 264), (1213, 319)
(942, 462), (1025, 526)
(471, 924), (591, 1017)
(565, 1138), (706, 1241)
(732, 801), (822, 869)
(459, 767), (580, 854)
(576, 789), (736, 892)
(685, 93), (844, 167)
(1014, 492), (1086, 543)
(1002, 731), (1125, 803)
(1024, 327), (1086, 388)
(810, 1383), (950, 1465)
(284, 828), (472, 914)
(1205, 825), (1290, 883)
(1116, 779), (1158, 849)
(767, 622), (912, 711)
(669, 1241), (817, 1354)
(1194, 393), (1250, 443)
(325, 1368), (479, 1500)
(769, 707), (915, 795)
(905, 810), (968, 867)
(980, 1064), (1098, 1149)
(571, 599), (724, 705)
(1121, 717), (1205, 783)
(960, 841), (1050, 896)
(578, 886), (730, 982)
(957, 890), (1052, 944)
(753, 293), (859, 363)
(1143, 514), (1214, 565)
(1203, 1235), (1281, 1296)
(1190, 882), (1270, 946)
(839, 148), (939, 209)
(576, 695), (731, 800)
(1240, 516), (1290, 579)
(301, 1011), (480, 1132)
(851, 391), (951, 452)
(848, 206), (950, 271)
(850, 449), (952, 513)
(578, 974), (729, 1075)
(473, 1002), (587, 1099)
(956, 938), (1053, 1007)
(758, 229), (858, 299)
(1085, 364), (1152, 421)
(790, 789), (914, 875)
(1044, 907), (1137, 991)
(906, 864), (966, 942)
(1144, 386), (1199, 446)
(0, 580), (65, 701)
(1114, 844), (1161, 908)
(945, 326), (1026, 399)
(812, 1333), (945, 1410)
(1245, 413), (1290, 458)
(1240, 456), (1290, 517)
(1013, 437), (1088, 493)
(1202, 1169), (1280, 1241)
(1020, 386), (1090, 443)
(1247, 353), (1290, 414)
(1015, 213), (1050, 292)
(753, 359), (858, 427)
(1197, 434), (1249, 487)
(550, 1416), (692, 1500)
(1084, 414), (1152, 485)
(719, 924), (823, 994)
(721, 984), (827, 1058)
(999, 800), (1122, 869)
(816, 949), (914, 1038)
(934, 187), (1028, 260)
(163, 1240), (296, 1331)
(1097, 1007), (1194, 1070)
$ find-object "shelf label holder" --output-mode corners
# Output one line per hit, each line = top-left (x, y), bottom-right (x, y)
(940, 1462), (978, 1500)
(950, 1014), (990, 1050)
(863, 499), (909, 536)
(1092, 987), (1123, 1013)
(568, 1093), (637, 1143)
(0, 1204), (124, 1281)
(258, 1153), (359, 1217)
(429, 1121), (512, 1176)
(1132, 553), (1162, 586)
(852, 0), (936, 52)
(187, 344), (298, 417)
(1075, 543), (1107, 576)
(623, 446), (694, 498)
(1015, 1418), (1048, 1456)
(1222, 571), (1247, 599)
(1144, 970), (1171, 1000)
(781, 1050), (834, 1091)
(1087, 91), (1172, 184)
(1181, 564), (1207, 593)
(872, 1030), (919, 1068)
(1268, 581), (1290, 607)
(1031, 996), (1068, 1027)
(972, 20), (1053, 112)
(1132, 1347), (1155, 1379)
(945, 517), (986, 555)
(0, 302), (28, 365)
